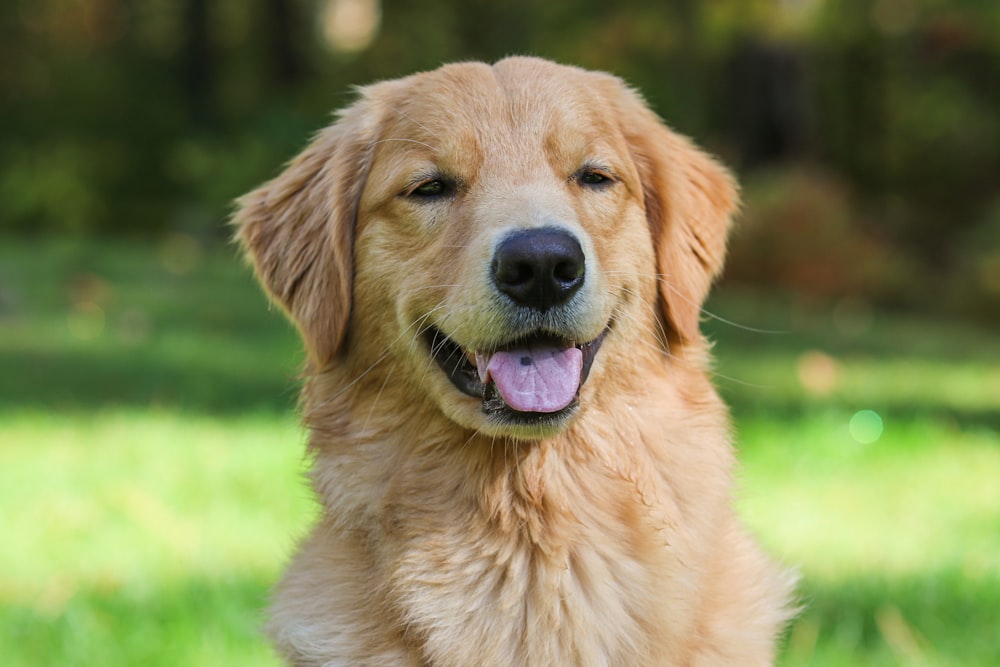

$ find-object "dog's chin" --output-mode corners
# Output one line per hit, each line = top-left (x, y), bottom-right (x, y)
(441, 399), (581, 440)
(424, 326), (608, 439)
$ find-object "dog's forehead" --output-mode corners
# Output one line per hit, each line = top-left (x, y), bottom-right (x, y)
(377, 60), (620, 164)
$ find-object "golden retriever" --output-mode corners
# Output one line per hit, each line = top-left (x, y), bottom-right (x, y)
(234, 57), (795, 666)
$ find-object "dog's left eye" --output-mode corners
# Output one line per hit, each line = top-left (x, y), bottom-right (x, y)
(577, 168), (615, 188)
(415, 181), (444, 196)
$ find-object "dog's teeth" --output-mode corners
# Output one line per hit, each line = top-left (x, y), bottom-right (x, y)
(474, 351), (491, 383)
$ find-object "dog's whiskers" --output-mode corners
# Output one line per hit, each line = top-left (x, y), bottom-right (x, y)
(605, 269), (786, 335)
(655, 274), (786, 335)
(409, 283), (461, 293)
(309, 306), (449, 412)
(411, 301), (469, 399)
(606, 284), (772, 389)
(361, 362), (397, 434)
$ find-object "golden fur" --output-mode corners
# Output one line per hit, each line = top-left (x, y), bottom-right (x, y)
(234, 57), (795, 666)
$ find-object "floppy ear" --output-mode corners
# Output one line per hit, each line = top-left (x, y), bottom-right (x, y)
(232, 96), (379, 369)
(613, 86), (738, 343)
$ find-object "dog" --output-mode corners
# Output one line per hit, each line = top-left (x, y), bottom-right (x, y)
(234, 56), (795, 666)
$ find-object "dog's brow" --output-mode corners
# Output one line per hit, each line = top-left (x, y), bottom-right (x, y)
(373, 137), (437, 151)
(393, 109), (435, 135)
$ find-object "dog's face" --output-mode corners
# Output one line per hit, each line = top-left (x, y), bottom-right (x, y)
(235, 58), (736, 439)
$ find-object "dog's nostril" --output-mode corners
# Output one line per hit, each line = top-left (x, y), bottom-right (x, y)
(492, 227), (585, 312)
(553, 259), (584, 284)
(493, 259), (533, 288)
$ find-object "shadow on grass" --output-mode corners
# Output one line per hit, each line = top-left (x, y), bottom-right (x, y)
(0, 346), (302, 414)
(0, 236), (305, 414)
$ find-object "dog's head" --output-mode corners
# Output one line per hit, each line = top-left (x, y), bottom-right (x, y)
(234, 57), (736, 439)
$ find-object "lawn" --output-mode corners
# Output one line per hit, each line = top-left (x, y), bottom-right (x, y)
(1, 236), (998, 666)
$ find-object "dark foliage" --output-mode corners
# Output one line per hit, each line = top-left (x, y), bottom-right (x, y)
(2, 1), (997, 317)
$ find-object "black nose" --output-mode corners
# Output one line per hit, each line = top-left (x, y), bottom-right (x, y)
(491, 227), (585, 312)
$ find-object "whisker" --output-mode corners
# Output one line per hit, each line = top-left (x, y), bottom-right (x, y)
(708, 372), (773, 390)
(362, 362), (396, 433)
(698, 308), (787, 335)
(606, 283), (776, 389)
(309, 305), (449, 411)
(604, 269), (787, 335)
(653, 273), (786, 335)
(411, 302), (465, 395)
(408, 283), (461, 293)
(601, 283), (727, 372)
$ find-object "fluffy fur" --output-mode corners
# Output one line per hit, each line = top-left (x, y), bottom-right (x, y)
(234, 57), (795, 666)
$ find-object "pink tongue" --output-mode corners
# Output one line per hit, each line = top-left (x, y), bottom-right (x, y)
(484, 343), (583, 413)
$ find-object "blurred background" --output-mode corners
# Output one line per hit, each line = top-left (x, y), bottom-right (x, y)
(1, 1), (998, 666)
(4, 0), (1000, 317)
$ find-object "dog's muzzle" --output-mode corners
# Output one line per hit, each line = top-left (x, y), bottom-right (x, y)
(425, 226), (608, 424)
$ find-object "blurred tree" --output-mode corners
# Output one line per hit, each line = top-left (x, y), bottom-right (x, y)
(182, 0), (213, 123)
(727, 38), (808, 169)
(265, 0), (308, 86)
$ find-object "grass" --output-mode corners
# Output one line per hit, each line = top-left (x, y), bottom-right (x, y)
(1, 235), (998, 665)
(1, 410), (311, 667)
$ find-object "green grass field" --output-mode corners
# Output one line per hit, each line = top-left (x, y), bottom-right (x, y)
(1, 236), (998, 666)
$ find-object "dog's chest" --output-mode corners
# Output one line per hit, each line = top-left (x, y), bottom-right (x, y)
(386, 479), (665, 666)
(394, 539), (651, 666)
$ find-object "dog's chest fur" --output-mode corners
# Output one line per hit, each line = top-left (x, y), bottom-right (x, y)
(269, 379), (792, 667)
(373, 434), (694, 666)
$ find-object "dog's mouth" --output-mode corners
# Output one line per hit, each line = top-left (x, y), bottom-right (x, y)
(425, 326), (608, 422)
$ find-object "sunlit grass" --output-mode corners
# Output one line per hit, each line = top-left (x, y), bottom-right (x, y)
(1, 238), (997, 665)
(741, 416), (999, 581)
(0, 410), (311, 667)
(739, 413), (1000, 667)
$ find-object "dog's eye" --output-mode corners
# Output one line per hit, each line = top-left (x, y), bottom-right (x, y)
(415, 181), (445, 196)
(407, 179), (451, 199)
(577, 168), (615, 188)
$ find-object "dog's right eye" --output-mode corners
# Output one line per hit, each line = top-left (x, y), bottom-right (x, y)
(406, 179), (451, 199)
